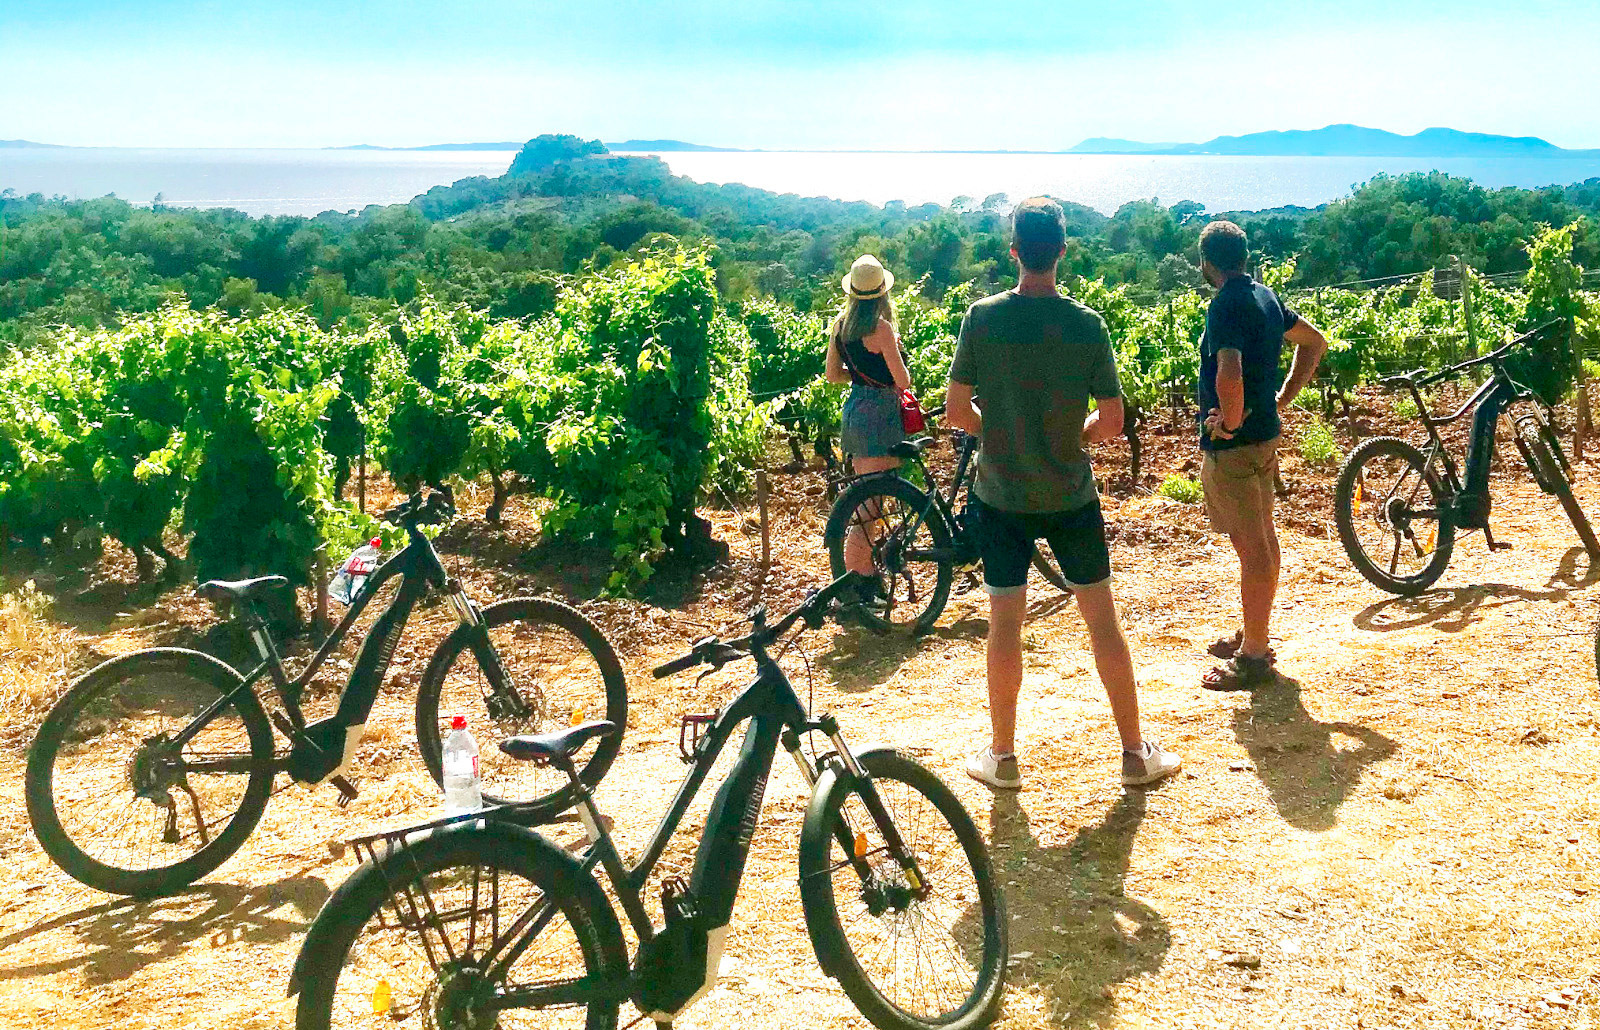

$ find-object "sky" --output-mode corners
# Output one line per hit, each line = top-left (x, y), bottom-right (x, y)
(6, 0), (1600, 150)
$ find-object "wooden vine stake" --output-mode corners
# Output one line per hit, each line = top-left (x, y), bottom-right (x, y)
(755, 470), (771, 601)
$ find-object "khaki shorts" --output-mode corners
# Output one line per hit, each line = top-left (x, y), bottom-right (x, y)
(1201, 437), (1279, 535)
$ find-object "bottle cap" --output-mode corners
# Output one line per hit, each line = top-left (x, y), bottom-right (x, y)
(451, 715), (467, 730)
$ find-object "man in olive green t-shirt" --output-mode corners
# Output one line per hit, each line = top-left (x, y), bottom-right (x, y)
(946, 196), (1181, 791)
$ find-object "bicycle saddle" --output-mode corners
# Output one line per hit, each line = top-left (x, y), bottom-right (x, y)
(889, 436), (937, 460)
(197, 575), (290, 604)
(500, 720), (619, 763)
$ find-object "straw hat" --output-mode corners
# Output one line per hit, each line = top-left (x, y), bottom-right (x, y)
(842, 254), (894, 298)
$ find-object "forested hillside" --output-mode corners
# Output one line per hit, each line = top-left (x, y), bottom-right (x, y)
(4, 134), (1599, 352)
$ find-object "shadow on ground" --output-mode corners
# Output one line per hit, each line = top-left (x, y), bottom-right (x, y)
(983, 790), (1170, 1027)
(1233, 673), (1396, 831)
(0, 873), (328, 985)
(816, 589), (1074, 691)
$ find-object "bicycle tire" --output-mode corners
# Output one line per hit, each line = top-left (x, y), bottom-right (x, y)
(292, 822), (627, 1030)
(416, 597), (627, 819)
(1334, 436), (1454, 596)
(1521, 430), (1600, 558)
(25, 648), (274, 897)
(825, 475), (955, 635)
(798, 749), (1007, 1030)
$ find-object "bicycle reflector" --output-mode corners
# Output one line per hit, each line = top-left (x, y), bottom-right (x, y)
(570, 705), (586, 727)
(371, 978), (392, 1015)
(1353, 479), (1363, 515)
(854, 831), (869, 860)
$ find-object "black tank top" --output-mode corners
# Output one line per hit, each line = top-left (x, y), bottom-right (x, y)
(841, 334), (895, 388)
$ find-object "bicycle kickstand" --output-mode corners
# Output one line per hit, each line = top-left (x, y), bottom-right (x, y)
(1484, 525), (1513, 552)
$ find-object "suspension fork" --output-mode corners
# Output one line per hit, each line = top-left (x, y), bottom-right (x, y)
(450, 580), (525, 711)
(810, 715), (928, 896)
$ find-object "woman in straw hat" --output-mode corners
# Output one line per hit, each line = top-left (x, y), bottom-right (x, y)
(825, 254), (912, 578)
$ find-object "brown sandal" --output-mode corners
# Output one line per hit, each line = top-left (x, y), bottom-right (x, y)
(1208, 630), (1276, 664)
(1202, 654), (1276, 692)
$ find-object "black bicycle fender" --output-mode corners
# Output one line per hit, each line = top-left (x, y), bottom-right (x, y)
(797, 745), (902, 979)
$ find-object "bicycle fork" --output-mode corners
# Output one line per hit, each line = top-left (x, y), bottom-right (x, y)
(784, 717), (929, 901)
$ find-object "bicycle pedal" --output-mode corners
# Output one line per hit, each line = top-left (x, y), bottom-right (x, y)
(330, 775), (358, 807)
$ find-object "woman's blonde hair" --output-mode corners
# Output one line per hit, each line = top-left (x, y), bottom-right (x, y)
(830, 292), (897, 350)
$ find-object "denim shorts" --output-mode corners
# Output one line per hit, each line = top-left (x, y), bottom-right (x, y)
(972, 495), (1111, 595)
(839, 384), (906, 458)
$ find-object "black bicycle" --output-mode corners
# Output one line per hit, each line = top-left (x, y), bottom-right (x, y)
(25, 489), (627, 897)
(1335, 322), (1600, 595)
(291, 571), (1007, 1030)
(825, 412), (1072, 634)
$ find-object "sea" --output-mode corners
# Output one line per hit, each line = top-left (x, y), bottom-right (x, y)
(4, 146), (1600, 219)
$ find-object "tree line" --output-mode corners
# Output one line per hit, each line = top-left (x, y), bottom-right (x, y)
(4, 134), (1598, 354)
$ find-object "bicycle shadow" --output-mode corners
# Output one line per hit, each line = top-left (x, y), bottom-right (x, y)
(814, 590), (1076, 692)
(0, 873), (328, 986)
(975, 791), (1170, 1027)
(1353, 546), (1600, 635)
(1232, 673), (1396, 831)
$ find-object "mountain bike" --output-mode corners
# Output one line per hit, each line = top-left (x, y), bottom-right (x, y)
(825, 411), (1073, 634)
(1334, 321), (1600, 595)
(25, 489), (627, 897)
(290, 571), (1007, 1030)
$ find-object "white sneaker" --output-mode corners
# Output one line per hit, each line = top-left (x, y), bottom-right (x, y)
(965, 747), (1022, 790)
(1121, 740), (1181, 786)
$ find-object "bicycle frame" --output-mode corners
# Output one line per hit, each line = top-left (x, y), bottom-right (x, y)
(172, 521), (494, 789)
(479, 652), (912, 1013)
(1392, 353), (1544, 532)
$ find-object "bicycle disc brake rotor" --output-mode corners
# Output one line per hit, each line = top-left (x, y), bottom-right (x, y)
(426, 962), (497, 1030)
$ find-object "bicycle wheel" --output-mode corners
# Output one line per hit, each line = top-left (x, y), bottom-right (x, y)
(1334, 436), (1454, 595)
(799, 750), (1007, 1030)
(417, 598), (626, 817)
(293, 823), (627, 1030)
(1030, 542), (1073, 593)
(25, 648), (274, 897)
(825, 475), (955, 635)
(1516, 417), (1600, 558)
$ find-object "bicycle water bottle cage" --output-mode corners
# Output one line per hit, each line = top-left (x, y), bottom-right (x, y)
(678, 713), (716, 763)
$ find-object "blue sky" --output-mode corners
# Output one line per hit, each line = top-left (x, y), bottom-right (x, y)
(6, 0), (1600, 149)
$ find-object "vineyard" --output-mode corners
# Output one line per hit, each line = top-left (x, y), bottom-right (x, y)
(2, 223), (1598, 599)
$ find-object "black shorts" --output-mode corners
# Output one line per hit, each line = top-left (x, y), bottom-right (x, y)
(972, 495), (1111, 595)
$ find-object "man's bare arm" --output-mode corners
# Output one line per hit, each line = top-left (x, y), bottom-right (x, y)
(946, 380), (980, 434)
(1276, 319), (1330, 412)
(1083, 395), (1125, 445)
(1214, 348), (1245, 430)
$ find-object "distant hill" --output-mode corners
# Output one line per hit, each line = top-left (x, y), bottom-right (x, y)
(331, 142), (524, 151)
(1067, 137), (1177, 154)
(1070, 124), (1600, 158)
(0, 139), (65, 148)
(606, 139), (745, 152)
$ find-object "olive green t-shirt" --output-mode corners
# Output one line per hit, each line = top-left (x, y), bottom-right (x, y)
(949, 291), (1120, 513)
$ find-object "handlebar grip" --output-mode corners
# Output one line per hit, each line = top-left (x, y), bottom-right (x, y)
(652, 652), (701, 679)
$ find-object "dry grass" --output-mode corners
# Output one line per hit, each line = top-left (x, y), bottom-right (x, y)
(1, 426), (1598, 1029)
(0, 581), (80, 745)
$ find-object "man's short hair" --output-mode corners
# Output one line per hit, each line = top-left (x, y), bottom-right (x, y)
(1011, 197), (1067, 273)
(1199, 220), (1248, 273)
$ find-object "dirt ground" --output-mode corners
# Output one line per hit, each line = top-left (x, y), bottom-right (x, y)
(1, 401), (1598, 1030)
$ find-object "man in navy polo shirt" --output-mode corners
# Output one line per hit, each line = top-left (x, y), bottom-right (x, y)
(1195, 220), (1328, 691)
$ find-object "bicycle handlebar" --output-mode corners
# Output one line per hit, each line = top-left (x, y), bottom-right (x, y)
(382, 486), (456, 529)
(1377, 320), (1566, 391)
(651, 571), (875, 679)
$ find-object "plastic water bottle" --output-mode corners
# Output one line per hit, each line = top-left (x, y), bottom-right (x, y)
(329, 538), (383, 606)
(442, 715), (482, 816)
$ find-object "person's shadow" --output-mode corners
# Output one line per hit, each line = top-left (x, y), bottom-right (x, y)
(1232, 674), (1396, 831)
(980, 791), (1170, 1026)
